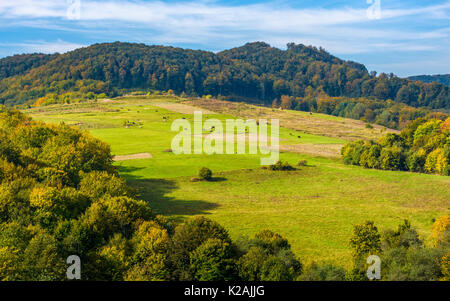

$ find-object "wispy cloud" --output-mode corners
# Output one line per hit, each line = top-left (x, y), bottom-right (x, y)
(0, 0), (449, 76)
(0, 39), (86, 54)
(1, 1), (449, 27)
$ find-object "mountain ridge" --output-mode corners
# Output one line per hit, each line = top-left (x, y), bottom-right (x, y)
(0, 41), (448, 112)
(408, 74), (450, 87)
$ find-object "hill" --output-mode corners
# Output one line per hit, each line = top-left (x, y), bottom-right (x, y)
(0, 53), (57, 79)
(0, 42), (449, 112)
(408, 74), (450, 87)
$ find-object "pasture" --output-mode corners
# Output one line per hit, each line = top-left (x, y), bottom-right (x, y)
(25, 96), (450, 267)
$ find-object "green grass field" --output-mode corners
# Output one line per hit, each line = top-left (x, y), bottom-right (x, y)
(25, 96), (450, 268)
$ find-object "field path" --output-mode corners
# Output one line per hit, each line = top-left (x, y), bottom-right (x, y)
(152, 102), (216, 114)
(113, 153), (153, 161)
(280, 143), (343, 157)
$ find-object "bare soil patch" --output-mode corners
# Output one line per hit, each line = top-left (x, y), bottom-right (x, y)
(152, 102), (216, 114)
(279, 144), (344, 158)
(113, 153), (153, 161)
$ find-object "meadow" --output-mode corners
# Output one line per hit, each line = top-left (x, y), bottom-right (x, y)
(25, 96), (450, 268)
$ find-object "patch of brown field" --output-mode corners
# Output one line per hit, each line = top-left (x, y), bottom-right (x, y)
(195, 133), (283, 143)
(113, 153), (153, 161)
(279, 144), (344, 158)
(186, 98), (398, 141)
(152, 102), (217, 114)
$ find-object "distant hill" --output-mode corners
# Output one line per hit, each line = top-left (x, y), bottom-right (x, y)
(0, 42), (448, 111)
(408, 74), (450, 87)
(0, 53), (58, 79)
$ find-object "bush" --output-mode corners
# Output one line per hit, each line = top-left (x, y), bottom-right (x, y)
(406, 150), (426, 172)
(236, 231), (302, 281)
(269, 161), (296, 171)
(359, 144), (381, 169)
(297, 160), (307, 166)
(298, 262), (346, 281)
(380, 146), (406, 171)
(341, 140), (367, 165)
(189, 238), (237, 281)
(198, 167), (212, 181)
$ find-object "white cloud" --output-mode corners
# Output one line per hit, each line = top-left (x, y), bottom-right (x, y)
(0, 39), (86, 54)
(1, 1), (448, 28)
(0, 0), (449, 75)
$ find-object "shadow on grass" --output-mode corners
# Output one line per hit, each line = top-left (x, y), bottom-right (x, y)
(209, 177), (227, 182)
(117, 166), (220, 222)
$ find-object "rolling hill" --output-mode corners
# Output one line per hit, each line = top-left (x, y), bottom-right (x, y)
(408, 74), (450, 87)
(0, 42), (449, 111)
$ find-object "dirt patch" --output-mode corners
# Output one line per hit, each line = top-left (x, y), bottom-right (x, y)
(152, 102), (216, 114)
(194, 133), (274, 143)
(113, 153), (153, 161)
(279, 144), (344, 158)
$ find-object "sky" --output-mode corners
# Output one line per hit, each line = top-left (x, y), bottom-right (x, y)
(0, 0), (449, 77)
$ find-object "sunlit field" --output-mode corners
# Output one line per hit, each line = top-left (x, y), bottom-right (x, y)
(26, 96), (450, 267)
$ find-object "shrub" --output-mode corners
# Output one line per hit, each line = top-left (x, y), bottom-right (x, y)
(349, 221), (382, 259)
(198, 167), (212, 181)
(380, 146), (405, 171)
(269, 161), (295, 171)
(297, 160), (307, 166)
(382, 247), (445, 281)
(442, 252), (450, 281)
(424, 148), (444, 174)
(341, 140), (367, 165)
(406, 149), (426, 172)
(189, 238), (237, 281)
(431, 214), (450, 248)
(298, 262), (346, 281)
(413, 119), (443, 146)
(360, 144), (381, 169)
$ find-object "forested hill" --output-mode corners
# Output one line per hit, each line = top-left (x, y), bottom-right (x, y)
(0, 41), (449, 110)
(408, 74), (450, 87)
(0, 53), (58, 79)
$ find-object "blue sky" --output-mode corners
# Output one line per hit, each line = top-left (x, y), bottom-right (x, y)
(0, 0), (449, 77)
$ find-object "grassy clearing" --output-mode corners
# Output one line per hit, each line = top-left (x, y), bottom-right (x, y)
(187, 98), (399, 141)
(25, 96), (450, 268)
(129, 154), (449, 267)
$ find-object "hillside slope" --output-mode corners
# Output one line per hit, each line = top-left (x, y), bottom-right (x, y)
(0, 53), (58, 79)
(408, 74), (450, 87)
(0, 42), (448, 110)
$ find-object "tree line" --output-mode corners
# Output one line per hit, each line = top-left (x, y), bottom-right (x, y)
(0, 42), (448, 112)
(342, 117), (450, 175)
(275, 94), (448, 129)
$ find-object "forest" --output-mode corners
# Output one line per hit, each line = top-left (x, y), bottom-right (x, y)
(408, 74), (450, 87)
(0, 42), (449, 130)
(342, 117), (450, 175)
(0, 106), (448, 281)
